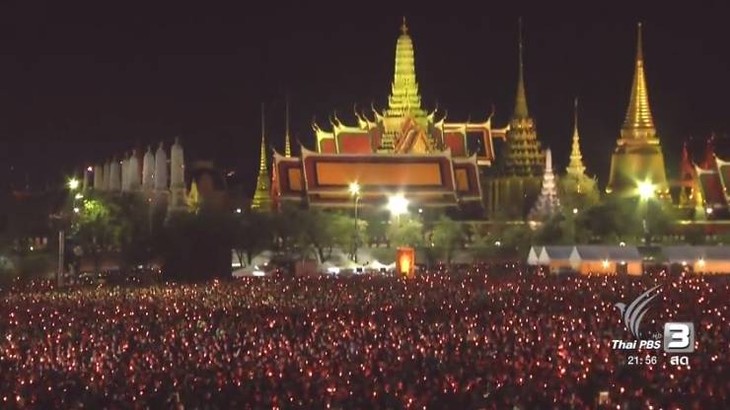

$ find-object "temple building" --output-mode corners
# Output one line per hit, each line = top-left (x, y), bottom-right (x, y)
(80, 137), (230, 214)
(484, 20), (544, 219)
(84, 139), (185, 212)
(559, 99), (599, 210)
(688, 135), (730, 219)
(606, 23), (669, 199)
(272, 18), (502, 210)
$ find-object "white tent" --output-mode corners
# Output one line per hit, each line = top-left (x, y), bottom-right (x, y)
(663, 246), (730, 274)
(527, 246), (543, 266)
(537, 246), (575, 273)
(570, 245), (642, 275)
(663, 246), (703, 265)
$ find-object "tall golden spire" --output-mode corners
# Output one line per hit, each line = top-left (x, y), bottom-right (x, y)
(621, 22), (656, 140)
(284, 96), (292, 157)
(252, 103), (271, 210)
(567, 98), (587, 177)
(513, 17), (529, 119)
(386, 16), (424, 117)
(259, 103), (267, 173)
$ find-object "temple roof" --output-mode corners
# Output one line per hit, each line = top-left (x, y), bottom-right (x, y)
(622, 23), (656, 140)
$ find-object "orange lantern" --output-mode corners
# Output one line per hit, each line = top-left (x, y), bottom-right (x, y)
(396, 247), (416, 279)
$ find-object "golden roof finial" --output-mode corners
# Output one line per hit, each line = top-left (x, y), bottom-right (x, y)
(284, 96), (292, 157)
(259, 103), (267, 173)
(567, 97), (587, 177)
(513, 17), (529, 119)
(401, 16), (408, 35)
(621, 21), (655, 138)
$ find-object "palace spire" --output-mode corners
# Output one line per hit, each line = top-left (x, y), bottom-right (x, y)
(386, 17), (425, 117)
(566, 98), (587, 177)
(503, 17), (544, 178)
(513, 17), (529, 120)
(621, 22), (656, 140)
(252, 103), (272, 211)
(285, 96), (292, 157)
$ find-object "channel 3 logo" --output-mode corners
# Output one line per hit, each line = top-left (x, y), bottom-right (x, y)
(663, 322), (695, 353)
(614, 286), (696, 353)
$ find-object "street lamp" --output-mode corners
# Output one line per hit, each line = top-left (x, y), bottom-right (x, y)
(349, 182), (361, 262)
(387, 194), (409, 225)
(68, 178), (80, 191)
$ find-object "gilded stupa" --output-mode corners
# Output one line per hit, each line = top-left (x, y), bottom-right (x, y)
(560, 98), (599, 209)
(606, 23), (669, 198)
(252, 104), (272, 211)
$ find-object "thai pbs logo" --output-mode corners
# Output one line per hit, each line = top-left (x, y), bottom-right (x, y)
(612, 285), (695, 353)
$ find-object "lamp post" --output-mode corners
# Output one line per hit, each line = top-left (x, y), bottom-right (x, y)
(637, 179), (656, 246)
(349, 182), (361, 262)
(59, 177), (80, 287)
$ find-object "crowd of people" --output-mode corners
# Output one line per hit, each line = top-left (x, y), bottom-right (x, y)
(0, 267), (727, 409)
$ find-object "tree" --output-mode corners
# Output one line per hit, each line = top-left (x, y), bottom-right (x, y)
(73, 195), (125, 273)
(467, 222), (499, 261)
(387, 216), (424, 248)
(270, 204), (305, 253)
(364, 211), (389, 247)
(498, 223), (534, 259)
(232, 212), (273, 267)
(431, 215), (463, 264)
(558, 174), (600, 212)
(161, 210), (233, 282)
(296, 209), (354, 263)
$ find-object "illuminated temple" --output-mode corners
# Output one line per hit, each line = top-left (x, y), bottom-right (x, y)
(272, 18), (505, 209)
(606, 23), (669, 198)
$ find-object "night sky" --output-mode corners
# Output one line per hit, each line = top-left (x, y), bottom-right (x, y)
(0, 2), (728, 194)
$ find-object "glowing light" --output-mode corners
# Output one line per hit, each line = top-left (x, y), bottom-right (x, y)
(697, 258), (706, 267)
(637, 179), (655, 200)
(494, 240), (501, 247)
(73, 207), (80, 213)
(706, 207), (713, 215)
(235, 208), (242, 214)
(74, 193), (83, 200)
(602, 259), (609, 268)
(387, 194), (409, 216)
(67, 178), (80, 190)
(348, 182), (360, 196)
(572, 208), (578, 214)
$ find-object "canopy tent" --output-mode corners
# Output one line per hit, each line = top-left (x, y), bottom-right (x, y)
(526, 246), (543, 266)
(536, 246), (575, 274)
(569, 245), (642, 275)
(663, 245), (730, 274)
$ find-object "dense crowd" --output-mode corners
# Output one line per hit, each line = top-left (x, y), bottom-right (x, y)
(0, 268), (728, 409)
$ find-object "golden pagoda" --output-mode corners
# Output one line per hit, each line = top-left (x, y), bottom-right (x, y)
(606, 23), (669, 198)
(560, 98), (599, 209)
(252, 104), (272, 211)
